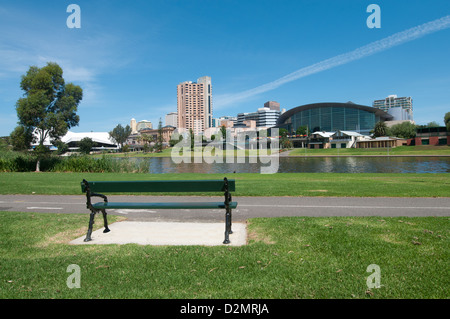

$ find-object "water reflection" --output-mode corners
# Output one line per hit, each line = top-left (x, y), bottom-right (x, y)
(277, 156), (450, 173)
(122, 156), (450, 174)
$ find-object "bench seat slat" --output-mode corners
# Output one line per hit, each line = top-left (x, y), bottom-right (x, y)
(92, 201), (238, 210)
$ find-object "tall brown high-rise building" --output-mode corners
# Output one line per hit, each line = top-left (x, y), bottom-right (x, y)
(177, 76), (212, 135)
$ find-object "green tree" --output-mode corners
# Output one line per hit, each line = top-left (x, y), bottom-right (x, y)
(296, 125), (309, 136)
(0, 137), (10, 152)
(78, 137), (94, 154)
(189, 128), (195, 150)
(52, 140), (69, 155)
(279, 128), (288, 137)
(155, 118), (164, 153)
(277, 128), (291, 149)
(140, 133), (154, 152)
(281, 137), (292, 149)
(10, 125), (34, 151)
(389, 122), (417, 139)
(109, 124), (131, 151)
(220, 126), (227, 140)
(169, 134), (183, 147)
(426, 121), (440, 128)
(15, 62), (82, 171)
(373, 121), (388, 137)
(445, 112), (450, 131)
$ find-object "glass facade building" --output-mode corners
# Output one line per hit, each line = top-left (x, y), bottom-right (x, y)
(277, 102), (393, 135)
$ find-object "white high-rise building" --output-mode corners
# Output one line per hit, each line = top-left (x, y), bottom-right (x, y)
(236, 101), (281, 128)
(165, 112), (178, 127)
(130, 118), (137, 134)
(373, 95), (413, 121)
(136, 120), (152, 131)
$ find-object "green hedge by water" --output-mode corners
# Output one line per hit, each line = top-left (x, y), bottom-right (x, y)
(0, 152), (147, 173)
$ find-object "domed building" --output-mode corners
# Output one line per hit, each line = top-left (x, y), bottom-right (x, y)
(276, 102), (393, 135)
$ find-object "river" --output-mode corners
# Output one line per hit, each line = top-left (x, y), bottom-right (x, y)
(121, 156), (450, 174)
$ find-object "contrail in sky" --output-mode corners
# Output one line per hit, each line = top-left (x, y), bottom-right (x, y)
(215, 15), (450, 108)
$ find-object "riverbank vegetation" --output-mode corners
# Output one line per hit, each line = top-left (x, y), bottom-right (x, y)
(0, 172), (448, 197)
(93, 147), (278, 158)
(289, 145), (450, 156)
(96, 145), (450, 158)
(1, 211), (448, 298)
(0, 152), (147, 173)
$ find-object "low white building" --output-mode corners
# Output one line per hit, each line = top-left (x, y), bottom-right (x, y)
(31, 130), (119, 151)
(62, 131), (118, 151)
(330, 130), (365, 148)
(309, 130), (368, 149)
(308, 130), (408, 149)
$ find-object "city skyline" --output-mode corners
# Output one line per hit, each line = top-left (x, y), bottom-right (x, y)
(1, 1), (450, 137)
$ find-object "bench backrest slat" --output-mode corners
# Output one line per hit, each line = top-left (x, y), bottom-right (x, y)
(81, 180), (235, 193)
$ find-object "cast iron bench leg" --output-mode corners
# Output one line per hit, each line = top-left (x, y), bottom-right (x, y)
(84, 210), (96, 242)
(223, 208), (232, 244)
(101, 209), (110, 233)
(229, 208), (233, 234)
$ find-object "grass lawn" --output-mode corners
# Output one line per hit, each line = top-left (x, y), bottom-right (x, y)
(289, 145), (450, 156)
(0, 171), (449, 197)
(0, 211), (448, 299)
(95, 146), (450, 158)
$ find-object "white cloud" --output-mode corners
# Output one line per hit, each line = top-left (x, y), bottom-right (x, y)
(214, 15), (450, 109)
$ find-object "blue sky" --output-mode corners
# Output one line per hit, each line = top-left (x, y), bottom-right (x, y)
(1, 0), (449, 136)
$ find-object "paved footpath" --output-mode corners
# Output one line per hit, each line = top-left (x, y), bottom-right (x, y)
(1, 194), (449, 222)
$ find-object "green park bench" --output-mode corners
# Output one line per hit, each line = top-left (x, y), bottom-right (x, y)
(81, 178), (237, 244)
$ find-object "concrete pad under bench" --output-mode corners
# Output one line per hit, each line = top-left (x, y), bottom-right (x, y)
(70, 221), (247, 246)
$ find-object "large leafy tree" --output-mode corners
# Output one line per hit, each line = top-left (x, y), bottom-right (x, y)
(138, 133), (154, 152)
(373, 121), (388, 137)
(426, 121), (440, 128)
(78, 137), (95, 154)
(9, 125), (34, 151)
(445, 112), (450, 131)
(389, 122), (417, 139)
(15, 62), (82, 170)
(109, 124), (131, 151)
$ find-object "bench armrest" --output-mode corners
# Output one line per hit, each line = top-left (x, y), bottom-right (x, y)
(83, 179), (108, 211)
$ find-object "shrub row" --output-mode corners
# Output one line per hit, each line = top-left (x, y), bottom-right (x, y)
(0, 153), (148, 173)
